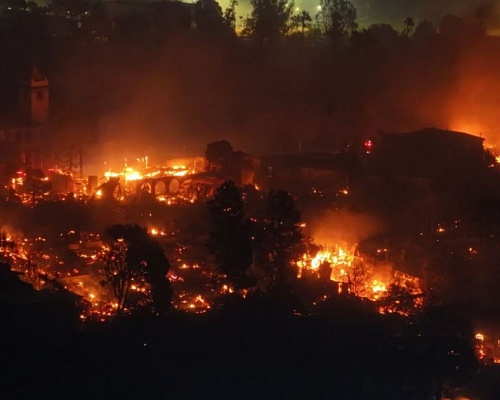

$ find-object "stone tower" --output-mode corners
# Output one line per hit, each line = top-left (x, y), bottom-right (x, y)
(19, 65), (49, 125)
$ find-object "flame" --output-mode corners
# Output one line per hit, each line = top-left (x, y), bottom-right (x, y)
(104, 166), (143, 182)
(297, 245), (354, 279)
(371, 280), (386, 294)
(296, 244), (422, 308)
(103, 159), (195, 183)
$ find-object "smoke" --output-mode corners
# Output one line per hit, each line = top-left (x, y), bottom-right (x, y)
(446, 32), (500, 145)
(54, 37), (245, 174)
(308, 208), (385, 247)
(53, 31), (338, 177)
(47, 0), (500, 180)
(462, 1), (500, 30)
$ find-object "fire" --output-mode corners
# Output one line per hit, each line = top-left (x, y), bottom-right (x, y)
(297, 244), (354, 279)
(175, 291), (211, 313)
(296, 244), (422, 310)
(298, 246), (353, 274)
(102, 158), (196, 185)
(371, 280), (386, 294)
(474, 332), (500, 364)
(2, 220), (422, 321)
(220, 284), (234, 294)
(104, 166), (142, 182)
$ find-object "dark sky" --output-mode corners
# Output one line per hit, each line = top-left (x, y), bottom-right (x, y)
(216, 0), (500, 32)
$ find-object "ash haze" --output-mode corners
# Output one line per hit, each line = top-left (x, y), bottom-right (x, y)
(37, 0), (500, 177)
(307, 208), (385, 247)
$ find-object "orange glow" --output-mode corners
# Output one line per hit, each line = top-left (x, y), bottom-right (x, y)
(296, 244), (422, 308)
(448, 120), (485, 138)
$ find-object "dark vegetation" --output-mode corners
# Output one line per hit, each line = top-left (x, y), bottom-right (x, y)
(0, 288), (479, 400)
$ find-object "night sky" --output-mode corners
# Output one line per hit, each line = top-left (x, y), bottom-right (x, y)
(213, 0), (500, 31)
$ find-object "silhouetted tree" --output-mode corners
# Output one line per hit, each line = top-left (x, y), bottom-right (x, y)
(290, 10), (312, 35)
(101, 224), (172, 314)
(208, 181), (253, 289)
(223, 0), (238, 31)
(402, 17), (414, 37)
(380, 282), (422, 315)
(132, 230), (172, 315)
(440, 14), (466, 39)
(440, 14), (484, 42)
(346, 258), (371, 297)
(257, 189), (304, 287)
(205, 140), (233, 171)
(316, 0), (357, 49)
(365, 23), (401, 50)
(412, 19), (435, 47)
(101, 228), (143, 313)
(318, 260), (332, 281)
(245, 0), (294, 42)
(194, 0), (228, 38)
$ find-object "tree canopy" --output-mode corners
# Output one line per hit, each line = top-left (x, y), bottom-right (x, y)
(290, 10), (312, 36)
(257, 189), (304, 287)
(245, 0), (294, 42)
(316, 0), (357, 48)
(207, 181), (253, 289)
(402, 17), (414, 37)
(101, 224), (172, 315)
(194, 0), (230, 38)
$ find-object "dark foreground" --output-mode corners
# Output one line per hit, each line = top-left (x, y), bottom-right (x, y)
(0, 302), (494, 400)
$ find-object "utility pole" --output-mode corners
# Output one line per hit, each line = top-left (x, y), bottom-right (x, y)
(25, 148), (36, 207)
(78, 145), (84, 179)
(68, 147), (74, 175)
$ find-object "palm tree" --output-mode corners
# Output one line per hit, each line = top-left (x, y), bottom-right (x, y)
(403, 17), (415, 37)
(291, 10), (312, 36)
